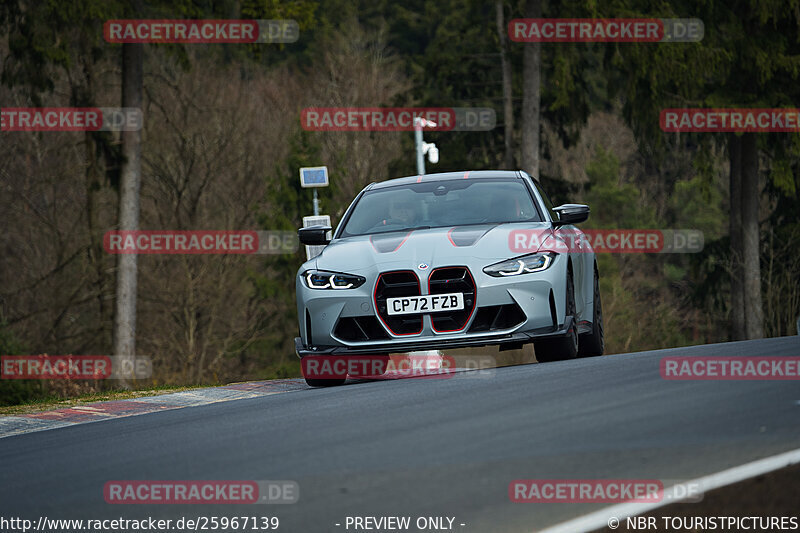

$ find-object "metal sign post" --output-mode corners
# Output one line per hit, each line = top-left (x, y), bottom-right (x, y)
(415, 119), (425, 175)
(302, 215), (331, 260)
(300, 166), (330, 260)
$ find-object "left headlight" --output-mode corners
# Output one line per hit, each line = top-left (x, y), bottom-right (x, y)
(483, 252), (556, 277)
(303, 270), (366, 290)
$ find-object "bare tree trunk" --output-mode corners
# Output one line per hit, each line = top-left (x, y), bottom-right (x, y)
(496, 0), (514, 169)
(73, 54), (114, 354)
(740, 132), (764, 339)
(728, 134), (745, 340)
(113, 43), (144, 387)
(521, 0), (541, 177)
(85, 131), (113, 350)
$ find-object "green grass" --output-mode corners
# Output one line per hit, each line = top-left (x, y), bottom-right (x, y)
(0, 384), (211, 416)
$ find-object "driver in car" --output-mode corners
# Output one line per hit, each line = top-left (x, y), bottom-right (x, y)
(382, 200), (417, 227)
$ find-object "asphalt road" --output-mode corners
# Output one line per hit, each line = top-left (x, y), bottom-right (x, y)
(1, 337), (799, 533)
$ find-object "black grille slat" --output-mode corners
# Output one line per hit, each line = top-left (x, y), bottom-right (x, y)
(375, 271), (423, 335)
(429, 267), (476, 332)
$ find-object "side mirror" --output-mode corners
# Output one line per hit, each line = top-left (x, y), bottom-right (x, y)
(298, 225), (332, 246)
(553, 204), (589, 226)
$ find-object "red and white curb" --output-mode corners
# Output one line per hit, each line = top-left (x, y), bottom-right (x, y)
(0, 379), (307, 439)
(0, 358), (483, 440)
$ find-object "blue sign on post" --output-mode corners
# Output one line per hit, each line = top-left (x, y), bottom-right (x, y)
(300, 166), (329, 188)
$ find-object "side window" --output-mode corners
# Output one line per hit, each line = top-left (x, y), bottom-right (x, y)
(534, 182), (559, 222)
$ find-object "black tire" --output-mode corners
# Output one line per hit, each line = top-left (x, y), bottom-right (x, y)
(578, 266), (605, 357)
(304, 377), (346, 387)
(300, 355), (347, 387)
(534, 268), (579, 362)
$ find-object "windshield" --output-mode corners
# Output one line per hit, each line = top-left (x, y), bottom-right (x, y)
(340, 178), (541, 237)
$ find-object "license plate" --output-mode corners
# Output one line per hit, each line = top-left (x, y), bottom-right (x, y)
(386, 293), (465, 316)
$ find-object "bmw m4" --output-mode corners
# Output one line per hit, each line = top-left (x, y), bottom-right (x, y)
(295, 170), (604, 386)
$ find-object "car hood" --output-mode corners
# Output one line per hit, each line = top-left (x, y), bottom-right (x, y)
(305, 223), (554, 274)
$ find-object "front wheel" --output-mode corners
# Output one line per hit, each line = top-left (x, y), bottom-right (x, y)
(300, 355), (347, 387)
(534, 268), (579, 362)
(578, 267), (605, 357)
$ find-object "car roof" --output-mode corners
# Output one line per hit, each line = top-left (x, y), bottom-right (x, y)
(367, 170), (535, 190)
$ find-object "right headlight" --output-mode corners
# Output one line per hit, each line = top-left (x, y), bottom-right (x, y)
(483, 252), (556, 277)
(303, 270), (366, 290)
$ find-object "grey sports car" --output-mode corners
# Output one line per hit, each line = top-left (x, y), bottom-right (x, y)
(295, 170), (604, 386)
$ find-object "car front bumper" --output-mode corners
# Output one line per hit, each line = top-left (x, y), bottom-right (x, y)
(294, 317), (575, 357)
(295, 256), (573, 358)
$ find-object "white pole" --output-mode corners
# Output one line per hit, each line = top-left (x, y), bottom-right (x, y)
(415, 117), (425, 175)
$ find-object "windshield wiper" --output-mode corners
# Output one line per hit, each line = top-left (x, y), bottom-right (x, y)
(400, 225), (431, 232)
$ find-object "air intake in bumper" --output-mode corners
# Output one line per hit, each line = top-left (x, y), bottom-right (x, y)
(334, 316), (391, 342)
(467, 303), (526, 333)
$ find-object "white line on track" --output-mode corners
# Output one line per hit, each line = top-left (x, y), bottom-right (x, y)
(537, 447), (800, 533)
